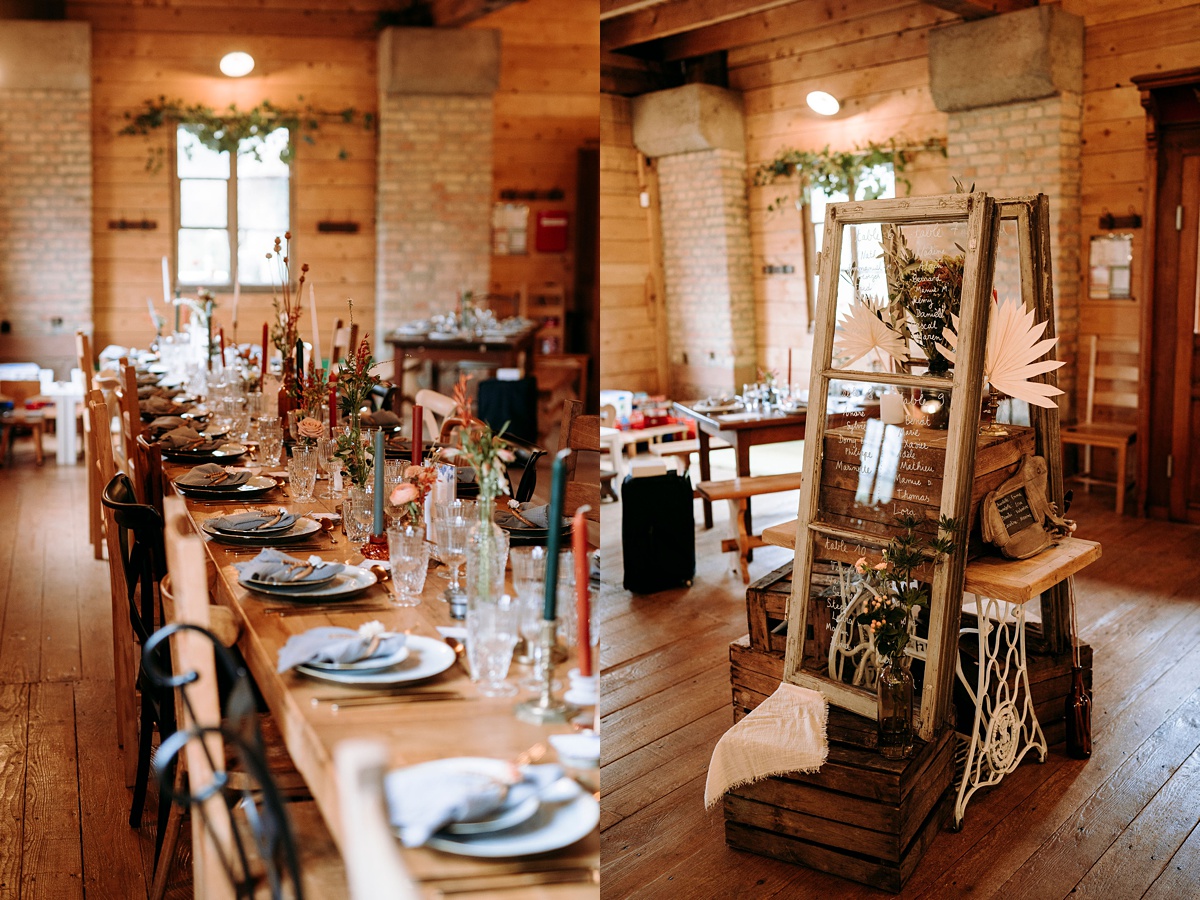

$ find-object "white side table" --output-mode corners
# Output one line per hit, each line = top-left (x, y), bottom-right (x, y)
(951, 538), (1101, 829)
(40, 381), (85, 465)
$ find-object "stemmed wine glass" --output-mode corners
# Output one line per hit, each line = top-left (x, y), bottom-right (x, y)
(511, 546), (550, 691)
(316, 436), (337, 498)
(434, 500), (474, 602)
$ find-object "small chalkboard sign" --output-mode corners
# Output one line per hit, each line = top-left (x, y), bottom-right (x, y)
(994, 486), (1036, 535)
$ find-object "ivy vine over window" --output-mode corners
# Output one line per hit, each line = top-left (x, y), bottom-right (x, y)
(119, 95), (376, 172)
(752, 138), (946, 212)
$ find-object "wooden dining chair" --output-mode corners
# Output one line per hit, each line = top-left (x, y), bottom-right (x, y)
(116, 359), (143, 476)
(92, 392), (140, 785)
(135, 432), (166, 515)
(0, 379), (47, 466)
(334, 740), (421, 900)
(151, 496), (346, 899)
(101, 471), (174, 850)
(415, 388), (457, 440)
(558, 399), (601, 524)
(77, 332), (107, 559)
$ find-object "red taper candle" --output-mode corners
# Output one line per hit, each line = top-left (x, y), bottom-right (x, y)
(261, 322), (269, 375)
(573, 506), (591, 677)
(218, 327), (225, 362)
(411, 404), (423, 465)
(328, 371), (338, 429)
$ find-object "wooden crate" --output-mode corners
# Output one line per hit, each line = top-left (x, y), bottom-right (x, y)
(726, 636), (956, 893)
(819, 421), (1036, 549)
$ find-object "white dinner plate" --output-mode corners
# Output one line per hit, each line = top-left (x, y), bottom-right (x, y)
(424, 781), (598, 857)
(295, 634), (454, 685)
(304, 643), (410, 673)
(174, 474), (279, 500)
(239, 564), (377, 600)
(202, 516), (320, 545)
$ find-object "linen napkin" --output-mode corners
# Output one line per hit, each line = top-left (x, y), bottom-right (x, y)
(235, 548), (342, 586)
(703, 683), (828, 808)
(139, 395), (183, 416)
(210, 509), (296, 532)
(494, 503), (567, 530)
(361, 409), (403, 427)
(177, 463), (251, 487)
(137, 385), (179, 399)
(157, 426), (218, 451)
(385, 762), (564, 847)
(277, 623), (404, 673)
(146, 415), (189, 436)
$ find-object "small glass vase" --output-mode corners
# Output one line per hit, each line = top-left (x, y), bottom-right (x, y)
(877, 653), (914, 760)
(465, 495), (509, 606)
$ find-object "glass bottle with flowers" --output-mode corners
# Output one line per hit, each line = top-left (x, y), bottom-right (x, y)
(441, 376), (516, 604)
(266, 233), (307, 416)
(292, 361), (328, 445)
(180, 287), (217, 370)
(853, 512), (958, 759)
(333, 323), (380, 489)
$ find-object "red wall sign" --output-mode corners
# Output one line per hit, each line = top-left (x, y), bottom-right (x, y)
(535, 210), (570, 253)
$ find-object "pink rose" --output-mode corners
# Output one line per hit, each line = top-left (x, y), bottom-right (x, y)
(873, 561), (889, 571)
(297, 416), (324, 440)
(389, 483), (419, 505)
(404, 465), (424, 479)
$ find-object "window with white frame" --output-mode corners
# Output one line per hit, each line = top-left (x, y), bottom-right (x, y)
(175, 125), (291, 288)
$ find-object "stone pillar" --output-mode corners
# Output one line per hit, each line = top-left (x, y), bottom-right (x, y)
(632, 84), (757, 399)
(0, 21), (92, 349)
(375, 28), (500, 340)
(931, 6), (1084, 419)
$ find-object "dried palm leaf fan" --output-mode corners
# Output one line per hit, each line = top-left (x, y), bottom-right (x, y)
(1065, 576), (1092, 759)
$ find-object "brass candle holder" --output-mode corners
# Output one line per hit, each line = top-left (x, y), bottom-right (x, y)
(515, 619), (577, 724)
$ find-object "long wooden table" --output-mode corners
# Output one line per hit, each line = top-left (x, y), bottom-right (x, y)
(166, 462), (598, 896)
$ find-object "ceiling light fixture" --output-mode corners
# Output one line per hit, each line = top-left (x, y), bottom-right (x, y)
(219, 51), (255, 78)
(806, 90), (840, 116)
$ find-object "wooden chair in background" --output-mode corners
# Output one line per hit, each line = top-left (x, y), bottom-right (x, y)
(1061, 335), (1138, 515)
(116, 359), (143, 476)
(415, 388), (457, 441)
(0, 379), (46, 466)
(558, 399), (601, 525)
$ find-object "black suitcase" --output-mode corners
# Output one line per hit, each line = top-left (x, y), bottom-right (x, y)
(622, 472), (695, 594)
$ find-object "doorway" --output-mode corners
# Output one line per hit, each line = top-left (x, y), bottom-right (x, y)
(1137, 69), (1200, 520)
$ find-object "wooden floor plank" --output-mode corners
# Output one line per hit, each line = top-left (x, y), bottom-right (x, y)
(75, 678), (151, 900)
(1071, 741), (1200, 898)
(41, 505), (83, 683)
(0, 521), (46, 685)
(0, 684), (30, 900)
(21, 681), (83, 899)
(1143, 820), (1200, 899)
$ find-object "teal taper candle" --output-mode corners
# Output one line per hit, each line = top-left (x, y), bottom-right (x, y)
(543, 449), (569, 621)
(373, 427), (385, 536)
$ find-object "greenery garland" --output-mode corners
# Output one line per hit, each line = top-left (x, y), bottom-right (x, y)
(120, 95), (375, 171)
(752, 138), (946, 211)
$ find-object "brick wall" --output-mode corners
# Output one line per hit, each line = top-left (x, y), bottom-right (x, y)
(0, 87), (92, 345)
(375, 94), (494, 338)
(947, 93), (1082, 417)
(658, 147), (757, 398)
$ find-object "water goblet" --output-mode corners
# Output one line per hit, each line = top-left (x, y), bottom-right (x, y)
(288, 446), (317, 503)
(386, 526), (429, 608)
(258, 416), (282, 467)
(466, 595), (520, 697)
(433, 500), (474, 602)
(344, 487), (374, 542)
(316, 436), (337, 497)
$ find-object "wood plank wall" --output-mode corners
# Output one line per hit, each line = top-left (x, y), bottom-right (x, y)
(599, 93), (660, 393)
(71, 0), (387, 352)
(1056, 0), (1200, 425)
(475, 0), (600, 314)
(69, 0), (599, 357)
(663, 0), (1200, 421)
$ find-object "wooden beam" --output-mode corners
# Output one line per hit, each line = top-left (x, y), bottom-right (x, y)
(431, 0), (524, 27)
(601, 0), (672, 21)
(602, 0), (799, 52)
(601, 49), (675, 96)
(920, 0), (1036, 21)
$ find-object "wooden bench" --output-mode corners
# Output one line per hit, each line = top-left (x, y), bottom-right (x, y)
(696, 472), (803, 584)
(649, 435), (731, 475)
